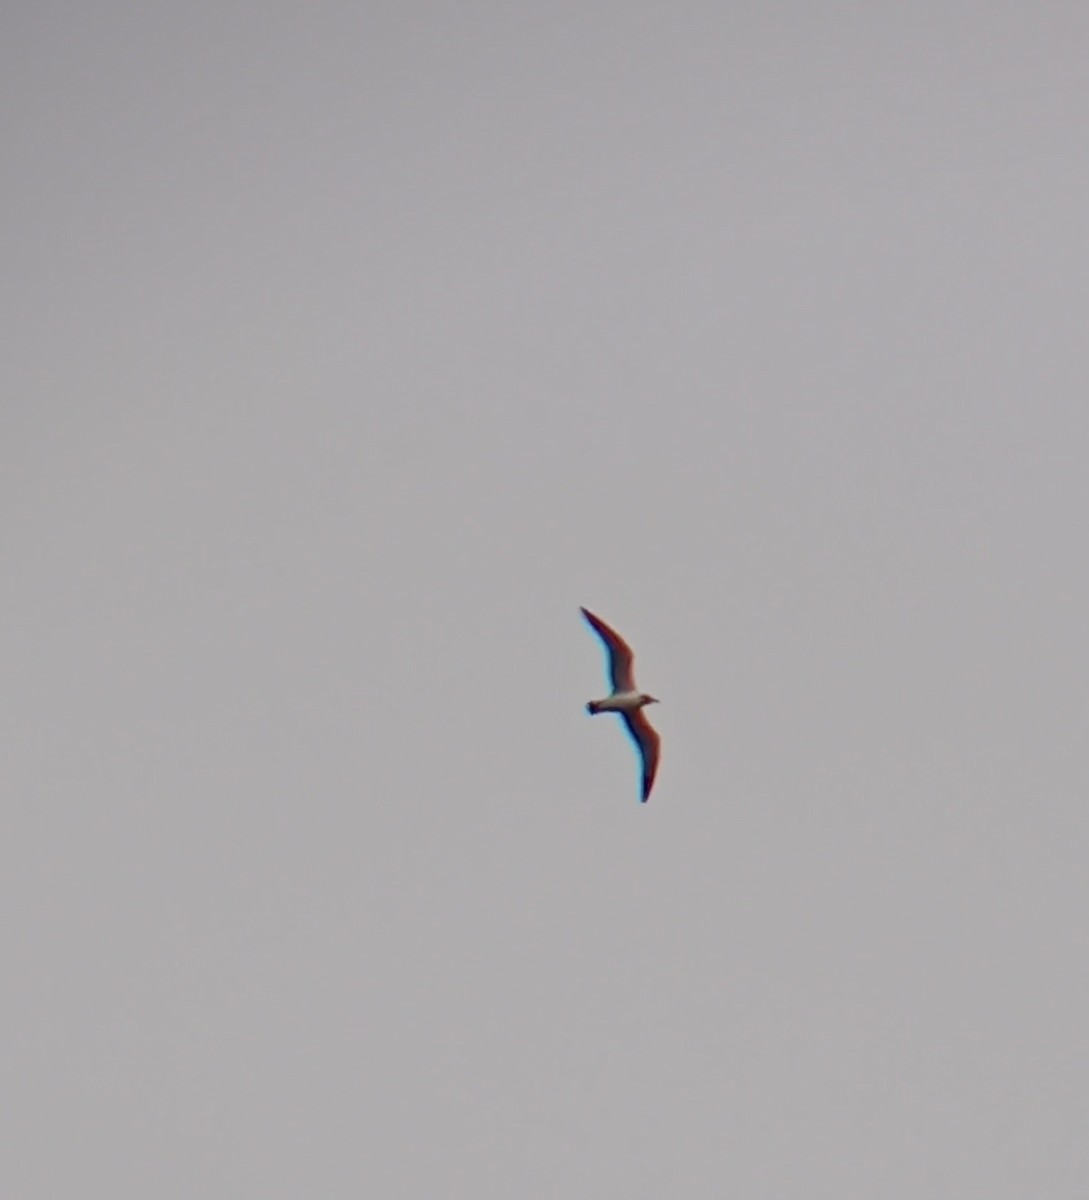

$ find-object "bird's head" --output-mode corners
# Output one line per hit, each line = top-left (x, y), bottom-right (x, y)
(640, 694), (660, 706)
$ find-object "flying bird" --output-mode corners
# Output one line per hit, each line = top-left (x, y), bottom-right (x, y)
(580, 607), (661, 802)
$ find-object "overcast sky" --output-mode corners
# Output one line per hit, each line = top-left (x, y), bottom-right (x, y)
(6, 2), (1089, 1196)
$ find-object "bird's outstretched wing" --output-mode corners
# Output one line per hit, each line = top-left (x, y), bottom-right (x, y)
(622, 708), (660, 802)
(580, 607), (637, 693)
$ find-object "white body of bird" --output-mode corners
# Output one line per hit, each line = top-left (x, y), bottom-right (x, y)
(586, 691), (654, 715)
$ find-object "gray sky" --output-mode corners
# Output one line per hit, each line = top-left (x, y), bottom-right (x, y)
(6, 2), (1089, 1195)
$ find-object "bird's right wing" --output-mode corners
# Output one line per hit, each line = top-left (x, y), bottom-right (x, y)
(621, 708), (661, 802)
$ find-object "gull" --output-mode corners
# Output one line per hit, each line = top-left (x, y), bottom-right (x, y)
(580, 607), (661, 802)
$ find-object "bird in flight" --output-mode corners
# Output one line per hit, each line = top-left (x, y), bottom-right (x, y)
(580, 607), (661, 802)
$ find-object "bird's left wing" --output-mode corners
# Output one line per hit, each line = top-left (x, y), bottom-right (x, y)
(580, 607), (637, 692)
